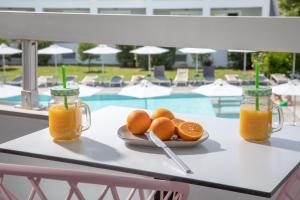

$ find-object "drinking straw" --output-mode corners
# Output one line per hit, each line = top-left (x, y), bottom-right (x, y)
(61, 65), (68, 109)
(255, 63), (260, 111)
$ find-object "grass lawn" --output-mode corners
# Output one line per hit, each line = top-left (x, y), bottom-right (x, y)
(1, 65), (255, 82)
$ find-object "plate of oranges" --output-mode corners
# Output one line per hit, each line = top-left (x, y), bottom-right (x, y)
(118, 108), (209, 147)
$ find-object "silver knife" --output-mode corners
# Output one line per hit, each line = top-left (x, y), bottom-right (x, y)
(145, 132), (193, 174)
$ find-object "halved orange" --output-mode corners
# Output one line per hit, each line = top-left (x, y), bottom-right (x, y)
(171, 118), (185, 135)
(178, 122), (204, 141)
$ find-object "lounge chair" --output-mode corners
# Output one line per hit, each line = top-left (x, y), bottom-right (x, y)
(259, 74), (270, 85)
(109, 75), (124, 87)
(225, 74), (243, 86)
(271, 73), (289, 84)
(0, 75), (7, 84)
(191, 72), (202, 86)
(153, 66), (171, 86)
(248, 74), (270, 86)
(174, 68), (189, 86)
(130, 75), (145, 85)
(203, 66), (215, 84)
(7, 75), (22, 86)
(66, 75), (78, 84)
(38, 75), (53, 87)
(80, 75), (98, 86)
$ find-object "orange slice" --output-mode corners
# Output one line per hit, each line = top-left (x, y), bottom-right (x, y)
(178, 122), (204, 141)
(171, 118), (185, 135)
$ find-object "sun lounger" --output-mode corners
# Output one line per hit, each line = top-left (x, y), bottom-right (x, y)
(109, 75), (124, 87)
(80, 75), (98, 86)
(203, 66), (215, 84)
(259, 74), (270, 85)
(153, 66), (171, 86)
(192, 73), (202, 86)
(130, 75), (145, 85)
(0, 75), (7, 84)
(271, 73), (290, 84)
(224, 74), (243, 85)
(66, 75), (78, 84)
(174, 68), (189, 86)
(247, 74), (270, 86)
(7, 75), (22, 86)
(38, 75), (53, 87)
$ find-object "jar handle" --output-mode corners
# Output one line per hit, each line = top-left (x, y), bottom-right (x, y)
(272, 104), (284, 133)
(80, 102), (91, 132)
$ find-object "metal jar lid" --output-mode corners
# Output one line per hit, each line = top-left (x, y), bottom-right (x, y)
(242, 86), (272, 97)
(50, 85), (79, 96)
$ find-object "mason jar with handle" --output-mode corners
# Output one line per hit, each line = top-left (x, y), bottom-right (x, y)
(48, 86), (91, 141)
(240, 86), (283, 142)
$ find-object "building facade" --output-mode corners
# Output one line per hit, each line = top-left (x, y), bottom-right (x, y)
(0, 0), (278, 67)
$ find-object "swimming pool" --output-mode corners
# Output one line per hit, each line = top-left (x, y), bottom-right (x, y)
(0, 94), (240, 118)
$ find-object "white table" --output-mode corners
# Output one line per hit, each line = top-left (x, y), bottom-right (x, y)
(0, 106), (299, 198)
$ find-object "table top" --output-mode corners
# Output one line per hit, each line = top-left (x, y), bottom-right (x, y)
(0, 106), (299, 198)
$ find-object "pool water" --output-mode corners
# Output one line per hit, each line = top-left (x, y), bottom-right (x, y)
(1, 94), (240, 118)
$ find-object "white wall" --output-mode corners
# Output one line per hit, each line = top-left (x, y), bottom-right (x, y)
(0, 0), (272, 67)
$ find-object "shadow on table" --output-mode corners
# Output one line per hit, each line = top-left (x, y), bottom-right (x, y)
(56, 136), (121, 161)
(256, 137), (300, 152)
(126, 139), (225, 155)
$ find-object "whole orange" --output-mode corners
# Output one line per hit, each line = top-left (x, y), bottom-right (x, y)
(151, 108), (175, 120)
(127, 110), (152, 135)
(150, 117), (175, 141)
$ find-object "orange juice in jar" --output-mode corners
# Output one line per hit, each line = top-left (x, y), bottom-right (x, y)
(240, 87), (283, 142)
(48, 86), (91, 141)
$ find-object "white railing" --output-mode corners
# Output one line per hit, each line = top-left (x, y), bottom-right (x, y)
(0, 11), (300, 52)
(0, 11), (300, 109)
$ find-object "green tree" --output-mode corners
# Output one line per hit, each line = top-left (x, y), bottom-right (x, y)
(252, 52), (292, 76)
(116, 45), (135, 68)
(228, 52), (252, 70)
(38, 41), (53, 66)
(278, 0), (300, 16)
(78, 43), (99, 72)
(0, 38), (10, 45)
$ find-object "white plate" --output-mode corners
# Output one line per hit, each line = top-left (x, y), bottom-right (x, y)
(117, 125), (209, 147)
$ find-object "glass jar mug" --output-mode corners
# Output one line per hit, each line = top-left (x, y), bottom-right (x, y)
(240, 87), (283, 142)
(48, 86), (91, 141)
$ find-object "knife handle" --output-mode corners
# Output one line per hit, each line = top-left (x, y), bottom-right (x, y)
(164, 148), (193, 174)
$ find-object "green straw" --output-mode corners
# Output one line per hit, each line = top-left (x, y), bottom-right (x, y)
(61, 65), (68, 109)
(255, 63), (260, 111)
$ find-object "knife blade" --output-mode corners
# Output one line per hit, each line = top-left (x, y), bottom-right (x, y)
(145, 132), (193, 174)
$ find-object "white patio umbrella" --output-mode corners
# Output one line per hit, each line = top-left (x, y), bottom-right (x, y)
(179, 48), (216, 73)
(0, 43), (22, 77)
(0, 84), (22, 98)
(118, 80), (172, 108)
(192, 79), (242, 97)
(84, 44), (121, 73)
(41, 84), (101, 97)
(192, 79), (242, 113)
(130, 46), (169, 71)
(272, 80), (300, 125)
(38, 44), (73, 80)
(228, 49), (256, 72)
